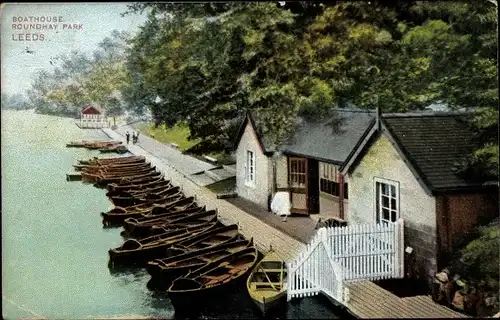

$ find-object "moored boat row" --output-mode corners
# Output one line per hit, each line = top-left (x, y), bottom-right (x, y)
(66, 139), (128, 154)
(67, 152), (287, 317)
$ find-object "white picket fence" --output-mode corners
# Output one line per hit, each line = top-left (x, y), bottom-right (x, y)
(287, 219), (404, 303)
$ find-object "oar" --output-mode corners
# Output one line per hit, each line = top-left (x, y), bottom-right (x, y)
(259, 265), (280, 291)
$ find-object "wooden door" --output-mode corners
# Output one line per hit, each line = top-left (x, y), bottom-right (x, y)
(307, 159), (320, 214)
(288, 157), (308, 215)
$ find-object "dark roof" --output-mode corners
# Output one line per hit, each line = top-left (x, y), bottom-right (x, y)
(281, 109), (376, 164)
(233, 109), (376, 162)
(382, 112), (492, 192)
(81, 105), (101, 115)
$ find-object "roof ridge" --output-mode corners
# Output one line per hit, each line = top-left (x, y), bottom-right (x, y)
(383, 111), (470, 118)
(331, 108), (376, 113)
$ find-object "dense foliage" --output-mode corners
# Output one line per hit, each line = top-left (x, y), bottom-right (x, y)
(449, 224), (500, 316)
(454, 225), (499, 291)
(26, 30), (131, 117)
(1, 93), (29, 110)
(27, 1), (498, 177)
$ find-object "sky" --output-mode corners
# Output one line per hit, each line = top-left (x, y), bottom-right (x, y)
(0, 3), (148, 96)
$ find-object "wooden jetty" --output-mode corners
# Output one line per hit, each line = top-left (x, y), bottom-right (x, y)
(66, 173), (82, 181)
(100, 128), (467, 319)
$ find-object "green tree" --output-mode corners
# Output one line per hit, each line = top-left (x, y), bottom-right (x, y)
(121, 1), (497, 173)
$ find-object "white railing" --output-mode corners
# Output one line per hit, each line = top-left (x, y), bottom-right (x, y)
(329, 218), (404, 281)
(287, 227), (344, 302)
(287, 219), (404, 303)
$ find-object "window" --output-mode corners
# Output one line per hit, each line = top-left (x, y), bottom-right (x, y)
(375, 178), (399, 224)
(289, 158), (306, 188)
(245, 150), (255, 186)
(319, 163), (348, 199)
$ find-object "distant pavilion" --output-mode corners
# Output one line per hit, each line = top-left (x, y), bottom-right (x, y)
(79, 105), (107, 128)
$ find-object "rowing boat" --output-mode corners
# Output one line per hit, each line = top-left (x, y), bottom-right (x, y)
(84, 141), (122, 150)
(166, 224), (241, 257)
(109, 183), (175, 207)
(75, 161), (151, 172)
(127, 208), (217, 237)
(103, 190), (184, 216)
(108, 222), (218, 266)
(95, 172), (164, 189)
(102, 203), (202, 227)
(246, 248), (287, 316)
(123, 202), (211, 236)
(99, 145), (128, 154)
(167, 246), (259, 315)
(90, 169), (160, 185)
(106, 175), (166, 193)
(106, 180), (171, 199)
(67, 140), (122, 148)
(81, 167), (158, 183)
(121, 196), (196, 233)
(78, 155), (145, 165)
(147, 238), (253, 290)
(84, 165), (156, 177)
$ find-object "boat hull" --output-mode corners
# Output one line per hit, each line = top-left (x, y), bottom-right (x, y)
(167, 268), (251, 317)
(108, 242), (173, 266)
(101, 210), (145, 227)
(147, 237), (247, 290)
(249, 291), (287, 316)
(108, 224), (216, 266)
(147, 263), (196, 290)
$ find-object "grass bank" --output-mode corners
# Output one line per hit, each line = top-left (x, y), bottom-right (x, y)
(136, 122), (235, 165)
(136, 123), (201, 151)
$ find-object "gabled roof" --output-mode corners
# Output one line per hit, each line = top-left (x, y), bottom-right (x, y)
(233, 109), (376, 163)
(233, 111), (275, 155)
(341, 111), (498, 194)
(281, 109), (376, 164)
(81, 105), (102, 115)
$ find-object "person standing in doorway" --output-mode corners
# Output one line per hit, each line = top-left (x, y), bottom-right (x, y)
(126, 131), (130, 144)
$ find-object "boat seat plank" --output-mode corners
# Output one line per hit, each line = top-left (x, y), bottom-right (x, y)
(204, 274), (231, 280)
(254, 269), (285, 273)
(250, 281), (282, 286)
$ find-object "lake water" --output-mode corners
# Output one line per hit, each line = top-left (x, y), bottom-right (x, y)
(1, 109), (352, 319)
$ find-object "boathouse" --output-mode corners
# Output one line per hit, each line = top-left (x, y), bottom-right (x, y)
(233, 109), (375, 220)
(340, 110), (499, 289)
(80, 105), (107, 129)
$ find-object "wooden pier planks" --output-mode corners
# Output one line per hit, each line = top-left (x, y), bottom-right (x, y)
(345, 281), (467, 318)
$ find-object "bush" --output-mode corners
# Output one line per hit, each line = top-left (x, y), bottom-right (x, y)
(453, 225), (499, 291)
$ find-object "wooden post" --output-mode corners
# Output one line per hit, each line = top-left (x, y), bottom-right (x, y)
(338, 173), (345, 219)
(397, 218), (405, 278)
(272, 156), (278, 196)
(287, 157), (292, 209)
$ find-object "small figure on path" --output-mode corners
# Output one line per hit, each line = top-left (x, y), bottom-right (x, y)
(126, 131), (130, 144)
(135, 131), (140, 143)
(132, 132), (137, 144)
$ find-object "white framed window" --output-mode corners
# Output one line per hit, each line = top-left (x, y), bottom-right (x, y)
(245, 150), (255, 187)
(374, 177), (399, 224)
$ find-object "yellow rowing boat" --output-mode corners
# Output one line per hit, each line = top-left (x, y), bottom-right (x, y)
(246, 248), (287, 315)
